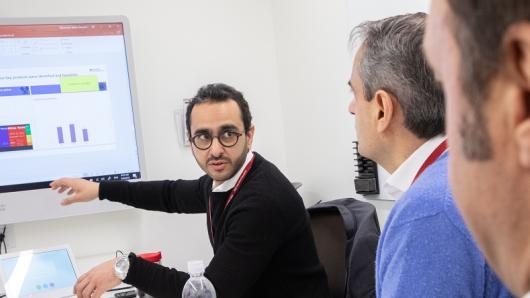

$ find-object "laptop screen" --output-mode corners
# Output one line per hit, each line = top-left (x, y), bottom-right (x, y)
(0, 247), (78, 298)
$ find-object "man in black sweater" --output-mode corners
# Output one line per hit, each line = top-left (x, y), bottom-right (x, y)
(50, 83), (330, 298)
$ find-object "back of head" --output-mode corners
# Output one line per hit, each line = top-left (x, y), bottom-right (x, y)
(351, 13), (445, 139)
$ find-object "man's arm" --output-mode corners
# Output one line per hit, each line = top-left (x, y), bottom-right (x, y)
(377, 214), (485, 298)
(69, 254), (190, 298)
(50, 177), (208, 213)
(126, 196), (287, 297)
(99, 179), (207, 213)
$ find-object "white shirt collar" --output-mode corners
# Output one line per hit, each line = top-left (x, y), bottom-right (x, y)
(383, 135), (446, 201)
(212, 151), (254, 192)
(522, 291), (530, 298)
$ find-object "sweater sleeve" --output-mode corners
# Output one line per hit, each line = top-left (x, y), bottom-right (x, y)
(98, 177), (209, 213)
(123, 253), (190, 298)
(377, 213), (485, 298)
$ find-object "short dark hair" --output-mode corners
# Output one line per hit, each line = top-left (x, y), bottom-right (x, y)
(185, 83), (252, 137)
(351, 13), (445, 139)
(447, 0), (530, 160)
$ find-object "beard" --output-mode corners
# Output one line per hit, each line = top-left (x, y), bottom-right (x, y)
(194, 136), (250, 183)
(459, 111), (493, 161)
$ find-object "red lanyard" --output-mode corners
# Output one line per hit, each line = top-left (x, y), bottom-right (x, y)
(412, 140), (448, 184)
(208, 155), (255, 242)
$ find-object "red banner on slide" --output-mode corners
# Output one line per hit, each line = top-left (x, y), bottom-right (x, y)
(0, 23), (123, 38)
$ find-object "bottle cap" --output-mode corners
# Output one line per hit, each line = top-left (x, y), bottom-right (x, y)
(187, 260), (205, 275)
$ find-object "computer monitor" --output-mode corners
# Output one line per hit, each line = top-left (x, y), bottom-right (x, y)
(0, 16), (145, 224)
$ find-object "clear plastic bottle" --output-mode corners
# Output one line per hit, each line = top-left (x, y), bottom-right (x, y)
(181, 260), (216, 298)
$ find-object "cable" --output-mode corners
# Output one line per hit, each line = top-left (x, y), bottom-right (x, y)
(0, 227), (7, 298)
(0, 226), (6, 254)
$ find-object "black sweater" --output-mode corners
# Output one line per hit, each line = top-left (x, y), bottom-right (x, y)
(99, 152), (330, 298)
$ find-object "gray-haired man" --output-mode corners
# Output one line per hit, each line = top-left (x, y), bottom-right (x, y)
(348, 13), (512, 297)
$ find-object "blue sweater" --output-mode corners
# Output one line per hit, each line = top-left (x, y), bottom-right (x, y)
(376, 153), (512, 297)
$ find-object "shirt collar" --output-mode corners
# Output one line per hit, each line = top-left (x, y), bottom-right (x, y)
(212, 151), (254, 192)
(383, 135), (446, 201)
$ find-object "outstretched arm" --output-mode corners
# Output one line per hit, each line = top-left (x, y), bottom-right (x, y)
(50, 177), (208, 213)
(50, 178), (100, 206)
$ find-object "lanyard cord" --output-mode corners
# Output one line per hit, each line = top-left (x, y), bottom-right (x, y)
(412, 140), (448, 184)
(208, 155), (256, 243)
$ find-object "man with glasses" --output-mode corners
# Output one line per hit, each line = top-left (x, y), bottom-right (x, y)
(50, 83), (330, 298)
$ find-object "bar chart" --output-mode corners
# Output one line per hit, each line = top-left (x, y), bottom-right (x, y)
(56, 124), (90, 145)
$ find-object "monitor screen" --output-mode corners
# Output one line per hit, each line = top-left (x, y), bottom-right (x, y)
(0, 16), (145, 224)
(0, 246), (78, 298)
(0, 17), (143, 192)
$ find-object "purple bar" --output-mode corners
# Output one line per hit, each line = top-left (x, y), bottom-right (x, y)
(0, 86), (30, 97)
(82, 128), (89, 142)
(0, 126), (9, 148)
(57, 127), (64, 144)
(31, 84), (61, 95)
(69, 124), (76, 143)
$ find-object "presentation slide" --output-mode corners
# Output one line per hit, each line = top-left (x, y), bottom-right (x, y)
(0, 22), (142, 190)
(0, 66), (116, 155)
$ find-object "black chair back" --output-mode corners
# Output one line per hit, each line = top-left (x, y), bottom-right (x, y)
(309, 208), (347, 298)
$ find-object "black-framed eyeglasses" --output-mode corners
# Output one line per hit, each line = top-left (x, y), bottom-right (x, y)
(190, 131), (243, 150)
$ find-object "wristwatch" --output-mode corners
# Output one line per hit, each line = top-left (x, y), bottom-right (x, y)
(114, 253), (130, 280)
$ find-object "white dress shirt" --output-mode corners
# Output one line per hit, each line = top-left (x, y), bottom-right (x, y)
(382, 135), (446, 201)
(212, 151), (254, 192)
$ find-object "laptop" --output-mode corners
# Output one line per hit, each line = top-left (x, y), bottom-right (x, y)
(0, 245), (79, 298)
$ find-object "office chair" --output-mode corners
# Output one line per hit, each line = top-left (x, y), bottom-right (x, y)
(309, 208), (347, 298)
(308, 198), (379, 298)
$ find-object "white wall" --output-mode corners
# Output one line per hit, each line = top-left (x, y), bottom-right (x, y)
(270, 0), (429, 225)
(0, 0), (287, 273)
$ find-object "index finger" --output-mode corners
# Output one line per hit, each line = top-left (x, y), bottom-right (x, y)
(50, 178), (66, 189)
(74, 273), (90, 294)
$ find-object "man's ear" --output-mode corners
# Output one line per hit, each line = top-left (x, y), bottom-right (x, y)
(372, 90), (396, 133)
(504, 22), (530, 168)
(504, 22), (530, 90)
(515, 121), (530, 168)
(246, 125), (255, 149)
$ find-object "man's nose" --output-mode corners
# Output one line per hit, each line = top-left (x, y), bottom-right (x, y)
(349, 99), (356, 115)
(209, 137), (224, 156)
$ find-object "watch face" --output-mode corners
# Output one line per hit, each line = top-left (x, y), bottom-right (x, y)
(115, 256), (130, 280)
(116, 257), (128, 270)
